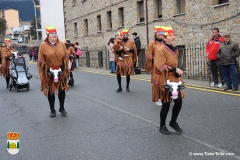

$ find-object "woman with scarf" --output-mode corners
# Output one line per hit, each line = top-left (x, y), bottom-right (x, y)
(146, 26), (164, 106)
(1, 37), (15, 88)
(38, 25), (69, 117)
(153, 26), (186, 135)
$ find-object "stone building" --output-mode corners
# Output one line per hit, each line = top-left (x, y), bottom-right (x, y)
(63, 0), (240, 79)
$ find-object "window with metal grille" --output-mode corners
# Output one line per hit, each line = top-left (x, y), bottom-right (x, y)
(74, 23), (78, 37)
(138, 1), (144, 22)
(97, 15), (101, 32)
(157, 0), (162, 18)
(84, 19), (88, 35)
(107, 11), (112, 29)
(118, 7), (124, 27)
(218, 0), (229, 4)
(176, 0), (185, 14)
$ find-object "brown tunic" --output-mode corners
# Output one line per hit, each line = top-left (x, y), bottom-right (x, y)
(38, 40), (69, 96)
(67, 46), (76, 71)
(0, 47), (15, 77)
(153, 44), (186, 102)
(145, 40), (163, 72)
(114, 39), (137, 76)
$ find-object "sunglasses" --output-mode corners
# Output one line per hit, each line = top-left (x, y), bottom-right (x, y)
(224, 36), (230, 38)
(49, 32), (58, 37)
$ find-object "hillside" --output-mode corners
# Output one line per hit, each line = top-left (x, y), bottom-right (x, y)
(0, 0), (40, 21)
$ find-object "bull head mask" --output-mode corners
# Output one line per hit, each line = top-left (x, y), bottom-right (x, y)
(164, 80), (185, 99)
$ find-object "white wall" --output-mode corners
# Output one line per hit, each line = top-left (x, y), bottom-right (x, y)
(40, 0), (65, 42)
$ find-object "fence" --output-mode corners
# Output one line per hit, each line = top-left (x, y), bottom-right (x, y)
(12, 43), (240, 81)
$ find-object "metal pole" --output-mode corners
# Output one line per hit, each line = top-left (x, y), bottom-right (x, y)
(145, 0), (149, 46)
(33, 0), (39, 45)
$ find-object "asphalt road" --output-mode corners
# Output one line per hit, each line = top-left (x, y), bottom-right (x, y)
(0, 62), (239, 160)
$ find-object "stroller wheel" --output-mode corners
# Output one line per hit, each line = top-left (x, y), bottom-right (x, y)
(26, 83), (30, 91)
(15, 87), (18, 92)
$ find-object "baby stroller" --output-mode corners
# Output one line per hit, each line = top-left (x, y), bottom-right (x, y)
(68, 54), (74, 87)
(9, 51), (32, 92)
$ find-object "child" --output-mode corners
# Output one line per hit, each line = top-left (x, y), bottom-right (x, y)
(114, 31), (129, 60)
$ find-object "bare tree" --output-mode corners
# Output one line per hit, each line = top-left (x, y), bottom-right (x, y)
(0, 18), (7, 42)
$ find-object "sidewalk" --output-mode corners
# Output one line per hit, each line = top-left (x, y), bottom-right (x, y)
(77, 66), (240, 94)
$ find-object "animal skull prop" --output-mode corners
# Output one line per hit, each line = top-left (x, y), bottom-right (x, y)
(48, 68), (63, 82)
(11, 51), (18, 58)
(164, 80), (185, 99)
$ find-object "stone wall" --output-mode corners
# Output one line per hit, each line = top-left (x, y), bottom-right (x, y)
(64, 0), (240, 69)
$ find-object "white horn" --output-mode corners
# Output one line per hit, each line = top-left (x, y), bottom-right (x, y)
(177, 81), (182, 85)
(167, 80), (170, 84)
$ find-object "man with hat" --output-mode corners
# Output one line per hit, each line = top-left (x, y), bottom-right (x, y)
(217, 32), (240, 91)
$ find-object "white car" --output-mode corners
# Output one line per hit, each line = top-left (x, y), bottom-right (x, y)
(18, 37), (23, 43)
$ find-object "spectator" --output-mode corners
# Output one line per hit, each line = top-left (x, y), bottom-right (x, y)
(31, 47), (37, 62)
(108, 38), (115, 73)
(34, 44), (39, 62)
(74, 42), (82, 69)
(217, 33), (240, 91)
(132, 32), (141, 68)
(206, 28), (225, 88)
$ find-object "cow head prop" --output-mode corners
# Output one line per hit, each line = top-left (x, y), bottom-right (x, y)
(11, 51), (18, 58)
(163, 80), (185, 99)
(47, 68), (63, 82)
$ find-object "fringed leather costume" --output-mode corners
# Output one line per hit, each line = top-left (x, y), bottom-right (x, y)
(38, 39), (69, 96)
(153, 43), (186, 103)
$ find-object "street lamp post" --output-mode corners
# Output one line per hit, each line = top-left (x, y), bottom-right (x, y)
(33, 0), (39, 45)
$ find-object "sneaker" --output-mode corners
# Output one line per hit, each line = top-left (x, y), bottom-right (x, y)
(217, 83), (223, 88)
(118, 57), (123, 60)
(159, 125), (171, 135)
(169, 121), (183, 133)
(156, 101), (162, 106)
(126, 87), (130, 92)
(59, 108), (67, 115)
(210, 82), (218, 87)
(124, 54), (129, 57)
(224, 86), (232, 91)
(50, 109), (56, 117)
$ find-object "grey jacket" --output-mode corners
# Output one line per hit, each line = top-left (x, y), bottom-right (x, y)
(217, 41), (240, 65)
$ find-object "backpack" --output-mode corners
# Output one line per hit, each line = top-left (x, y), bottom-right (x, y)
(76, 49), (82, 56)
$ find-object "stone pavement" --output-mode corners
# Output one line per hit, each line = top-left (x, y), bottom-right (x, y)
(77, 66), (240, 94)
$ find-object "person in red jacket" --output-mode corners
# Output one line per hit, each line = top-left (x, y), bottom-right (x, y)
(206, 28), (225, 88)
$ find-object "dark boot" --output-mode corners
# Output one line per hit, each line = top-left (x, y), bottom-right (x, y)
(126, 87), (130, 92)
(50, 109), (56, 117)
(116, 88), (122, 93)
(169, 121), (183, 133)
(59, 107), (67, 115)
(159, 125), (171, 135)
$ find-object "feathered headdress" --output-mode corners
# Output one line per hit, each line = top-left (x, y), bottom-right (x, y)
(5, 37), (11, 43)
(45, 25), (57, 34)
(154, 25), (162, 33)
(121, 27), (129, 35)
(157, 26), (174, 36)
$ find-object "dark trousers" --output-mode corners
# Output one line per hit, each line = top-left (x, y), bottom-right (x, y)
(47, 89), (66, 111)
(117, 74), (130, 89)
(160, 97), (182, 127)
(221, 64), (238, 88)
(5, 76), (10, 87)
(210, 60), (224, 84)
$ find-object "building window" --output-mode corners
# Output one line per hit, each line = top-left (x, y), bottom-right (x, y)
(107, 11), (112, 29)
(74, 23), (78, 37)
(138, 1), (144, 23)
(97, 15), (101, 32)
(156, 0), (162, 18)
(118, 7), (124, 27)
(72, 0), (76, 5)
(176, 0), (185, 14)
(218, 0), (228, 4)
(84, 19), (88, 35)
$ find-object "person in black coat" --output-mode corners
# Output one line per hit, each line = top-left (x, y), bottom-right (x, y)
(132, 32), (141, 68)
